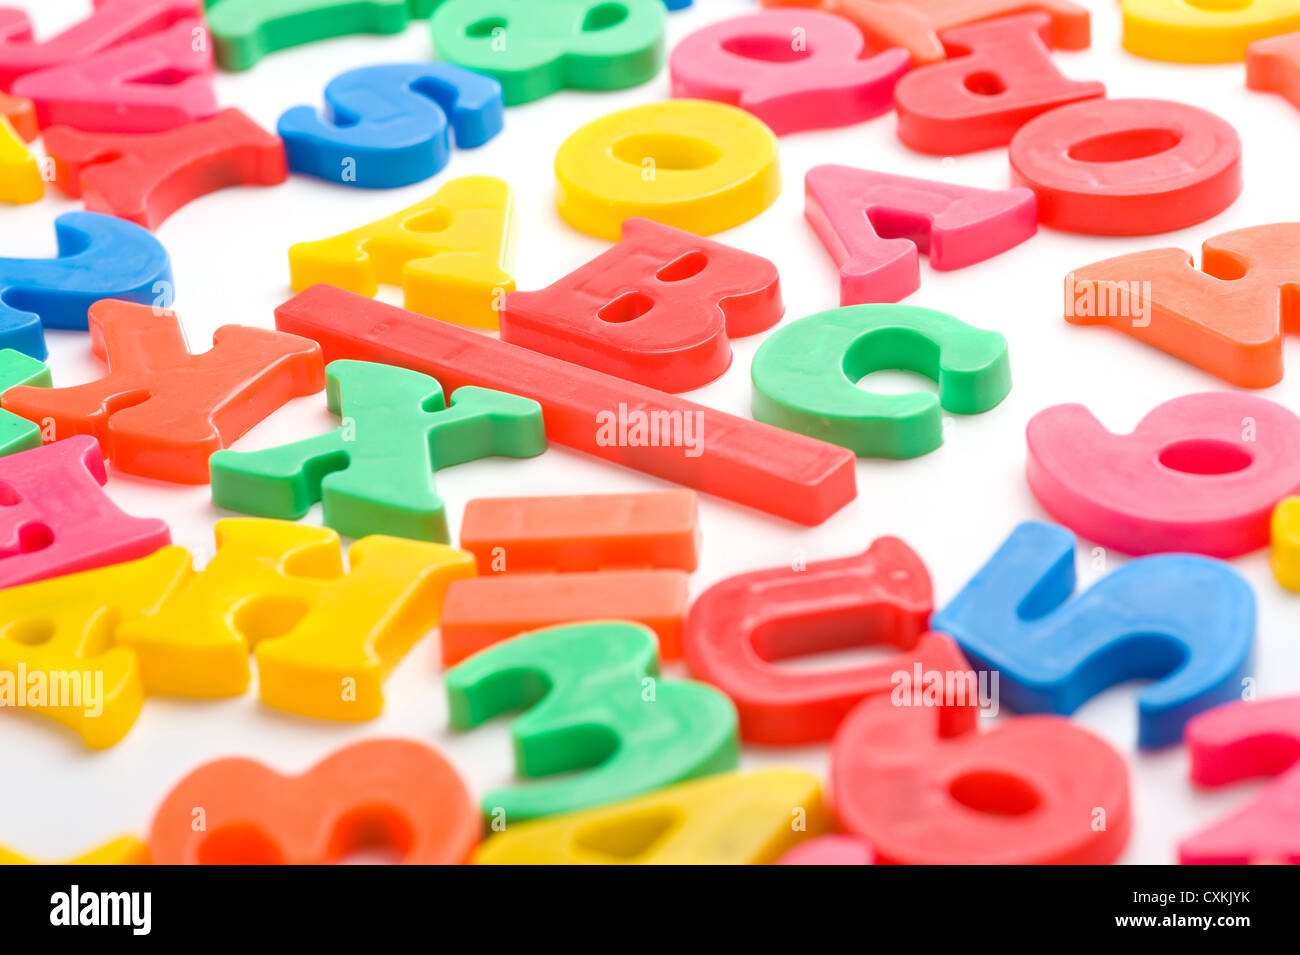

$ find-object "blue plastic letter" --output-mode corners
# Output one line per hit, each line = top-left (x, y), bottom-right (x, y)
(931, 521), (1254, 748)
(277, 63), (504, 189)
(0, 213), (172, 359)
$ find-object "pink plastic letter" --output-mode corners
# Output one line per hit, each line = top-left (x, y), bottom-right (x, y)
(805, 164), (1037, 304)
(778, 835), (875, 865)
(0, 435), (170, 588)
(1180, 697), (1300, 865)
(0, 0), (200, 89)
(669, 9), (909, 135)
(1026, 392), (1300, 557)
(13, 20), (215, 133)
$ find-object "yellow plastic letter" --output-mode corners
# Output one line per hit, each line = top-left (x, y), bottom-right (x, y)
(0, 835), (150, 865)
(116, 519), (475, 720)
(287, 175), (515, 329)
(1122, 0), (1300, 63)
(554, 99), (781, 240)
(0, 548), (190, 749)
(475, 769), (828, 864)
(0, 116), (41, 205)
(1271, 496), (1300, 590)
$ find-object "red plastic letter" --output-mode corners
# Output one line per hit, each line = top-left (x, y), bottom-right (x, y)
(1180, 697), (1300, 865)
(831, 696), (1132, 864)
(684, 537), (967, 744)
(805, 164), (1037, 304)
(1009, 97), (1242, 235)
(893, 13), (1103, 155)
(149, 738), (479, 864)
(0, 436), (169, 588)
(275, 285), (858, 526)
(500, 218), (782, 392)
(1, 300), (325, 484)
(42, 108), (288, 230)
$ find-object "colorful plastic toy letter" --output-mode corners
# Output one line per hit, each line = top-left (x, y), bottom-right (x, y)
(1179, 696), (1300, 864)
(0, 212), (171, 359)
(1, 300), (325, 484)
(150, 738), (478, 864)
(289, 176), (513, 330)
(210, 359), (545, 542)
(204, 0), (436, 72)
(0, 0), (200, 89)
(0, 116), (40, 204)
(759, 0), (1090, 66)
(831, 695), (1131, 863)
(440, 569), (690, 665)
(0, 436), (170, 590)
(117, 519), (474, 717)
(12, 20), (216, 133)
(751, 304), (1011, 459)
(805, 165), (1037, 305)
(778, 835), (874, 866)
(500, 218), (783, 392)
(554, 100), (780, 240)
(446, 621), (738, 821)
(430, 0), (665, 106)
(459, 489), (700, 573)
(0, 836), (151, 866)
(1270, 497), (1300, 590)
(894, 14), (1103, 155)
(278, 63), (503, 189)
(476, 768), (826, 864)
(1248, 31), (1300, 110)
(1009, 98), (1242, 235)
(444, 489), (697, 663)
(931, 521), (1255, 748)
(0, 547), (189, 748)
(1028, 392), (1300, 557)
(683, 537), (970, 744)
(1122, 0), (1300, 63)
(0, 350), (48, 457)
(276, 286), (858, 525)
(42, 108), (288, 231)
(0, 91), (37, 141)
(1064, 224), (1300, 388)
(669, 9), (909, 135)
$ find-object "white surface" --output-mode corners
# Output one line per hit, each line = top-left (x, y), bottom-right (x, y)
(3, 0), (1297, 864)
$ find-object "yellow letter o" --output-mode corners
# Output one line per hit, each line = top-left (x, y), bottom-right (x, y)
(555, 99), (781, 239)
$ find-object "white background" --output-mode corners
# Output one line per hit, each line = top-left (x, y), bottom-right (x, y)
(3, 0), (1299, 864)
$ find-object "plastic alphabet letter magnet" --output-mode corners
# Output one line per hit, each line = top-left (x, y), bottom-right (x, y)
(430, 0), (666, 106)
(669, 9), (909, 135)
(932, 521), (1255, 748)
(752, 304), (1010, 459)
(554, 100), (781, 240)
